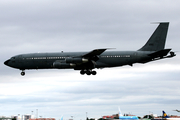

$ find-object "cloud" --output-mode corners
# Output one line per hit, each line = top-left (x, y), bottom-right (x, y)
(0, 0), (180, 120)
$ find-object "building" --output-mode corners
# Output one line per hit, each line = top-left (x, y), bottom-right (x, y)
(30, 118), (55, 120)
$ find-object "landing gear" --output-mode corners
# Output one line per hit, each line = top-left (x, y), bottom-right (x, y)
(80, 70), (85, 75)
(21, 70), (25, 76)
(91, 71), (97, 75)
(80, 70), (97, 75)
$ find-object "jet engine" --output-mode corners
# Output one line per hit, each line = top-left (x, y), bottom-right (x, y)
(65, 57), (88, 63)
(53, 61), (76, 68)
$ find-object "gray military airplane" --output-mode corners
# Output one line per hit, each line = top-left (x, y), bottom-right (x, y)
(173, 109), (180, 112)
(4, 22), (175, 76)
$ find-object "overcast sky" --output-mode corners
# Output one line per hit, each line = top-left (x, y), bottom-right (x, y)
(0, 0), (180, 120)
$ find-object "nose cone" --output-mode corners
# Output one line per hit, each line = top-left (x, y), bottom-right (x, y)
(4, 59), (10, 66)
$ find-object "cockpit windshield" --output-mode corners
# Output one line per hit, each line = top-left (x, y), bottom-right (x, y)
(11, 57), (15, 59)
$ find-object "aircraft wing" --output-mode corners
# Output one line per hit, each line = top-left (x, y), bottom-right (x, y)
(81, 48), (108, 61)
(82, 49), (107, 58)
(73, 49), (108, 70)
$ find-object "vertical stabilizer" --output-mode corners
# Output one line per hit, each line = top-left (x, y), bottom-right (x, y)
(162, 111), (170, 118)
(119, 107), (123, 119)
(138, 22), (169, 51)
(60, 115), (63, 120)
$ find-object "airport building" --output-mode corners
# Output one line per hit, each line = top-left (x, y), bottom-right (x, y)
(30, 118), (55, 120)
(1, 115), (55, 120)
(102, 113), (138, 119)
(102, 114), (118, 119)
(10, 114), (35, 120)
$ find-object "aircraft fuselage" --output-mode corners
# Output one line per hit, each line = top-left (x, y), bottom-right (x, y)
(5, 51), (151, 70)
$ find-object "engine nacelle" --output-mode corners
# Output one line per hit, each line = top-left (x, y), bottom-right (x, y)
(66, 57), (88, 63)
(170, 51), (176, 57)
(53, 61), (76, 68)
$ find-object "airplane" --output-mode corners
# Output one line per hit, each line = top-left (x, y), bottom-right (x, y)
(4, 22), (176, 76)
(162, 111), (180, 120)
(118, 108), (139, 120)
(173, 110), (180, 112)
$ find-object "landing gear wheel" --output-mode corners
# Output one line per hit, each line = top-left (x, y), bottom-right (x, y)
(92, 71), (97, 75)
(80, 69), (97, 75)
(86, 71), (91, 75)
(21, 71), (25, 76)
(80, 70), (85, 75)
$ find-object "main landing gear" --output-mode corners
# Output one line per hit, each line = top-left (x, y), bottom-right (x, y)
(80, 69), (97, 75)
(21, 70), (25, 76)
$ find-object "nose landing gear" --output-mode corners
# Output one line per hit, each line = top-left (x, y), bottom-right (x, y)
(21, 70), (25, 76)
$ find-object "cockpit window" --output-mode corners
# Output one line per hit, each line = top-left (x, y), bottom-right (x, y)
(11, 57), (15, 59)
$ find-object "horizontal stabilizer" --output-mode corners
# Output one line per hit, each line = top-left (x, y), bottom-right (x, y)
(148, 49), (171, 58)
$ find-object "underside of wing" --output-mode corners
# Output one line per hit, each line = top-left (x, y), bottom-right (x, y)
(74, 48), (108, 70)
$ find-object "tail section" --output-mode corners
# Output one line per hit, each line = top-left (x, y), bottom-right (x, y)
(163, 111), (170, 118)
(139, 22), (169, 51)
(119, 107), (123, 118)
(60, 115), (63, 120)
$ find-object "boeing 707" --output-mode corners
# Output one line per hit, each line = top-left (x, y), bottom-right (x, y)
(4, 22), (175, 76)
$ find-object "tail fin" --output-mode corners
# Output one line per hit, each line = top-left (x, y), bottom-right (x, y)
(60, 115), (63, 120)
(138, 22), (169, 51)
(162, 111), (170, 118)
(119, 107), (123, 118)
